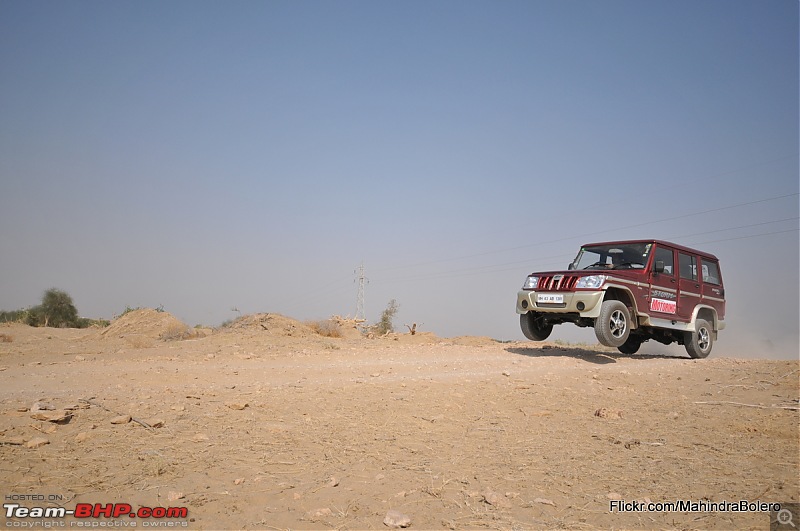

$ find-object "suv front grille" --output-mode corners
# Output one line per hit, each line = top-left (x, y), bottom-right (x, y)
(537, 275), (579, 291)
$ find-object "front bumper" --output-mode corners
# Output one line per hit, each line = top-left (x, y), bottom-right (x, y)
(516, 290), (605, 318)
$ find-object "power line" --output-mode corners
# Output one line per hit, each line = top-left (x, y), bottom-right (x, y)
(692, 228), (798, 245)
(371, 192), (799, 276)
(370, 216), (799, 286)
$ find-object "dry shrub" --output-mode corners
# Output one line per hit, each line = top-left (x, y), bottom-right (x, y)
(307, 319), (343, 338)
(159, 323), (200, 341)
(0, 334), (12, 343)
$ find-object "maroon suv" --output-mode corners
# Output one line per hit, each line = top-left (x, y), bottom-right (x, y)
(516, 240), (726, 358)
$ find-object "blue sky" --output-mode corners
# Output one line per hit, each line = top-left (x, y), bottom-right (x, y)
(1, 1), (797, 358)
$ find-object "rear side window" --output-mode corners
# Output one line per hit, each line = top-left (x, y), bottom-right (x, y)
(653, 246), (674, 275)
(701, 260), (721, 285)
(679, 253), (697, 280)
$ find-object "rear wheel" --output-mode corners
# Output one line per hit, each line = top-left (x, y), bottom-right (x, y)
(520, 312), (553, 341)
(617, 335), (642, 355)
(685, 319), (713, 358)
(594, 300), (631, 348)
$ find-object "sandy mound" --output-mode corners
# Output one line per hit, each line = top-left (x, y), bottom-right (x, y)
(380, 331), (442, 344)
(98, 309), (190, 341)
(447, 335), (499, 347)
(326, 316), (364, 339)
(220, 313), (314, 338)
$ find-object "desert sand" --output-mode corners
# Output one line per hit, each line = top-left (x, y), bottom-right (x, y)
(1, 309), (798, 530)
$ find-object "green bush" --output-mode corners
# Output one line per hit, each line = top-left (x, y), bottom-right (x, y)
(25, 288), (80, 328)
(374, 299), (399, 336)
(0, 309), (28, 323)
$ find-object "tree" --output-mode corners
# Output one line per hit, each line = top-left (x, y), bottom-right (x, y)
(28, 288), (79, 328)
(374, 299), (399, 336)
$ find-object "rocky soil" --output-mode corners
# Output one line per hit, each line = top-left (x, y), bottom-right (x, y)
(1, 312), (797, 530)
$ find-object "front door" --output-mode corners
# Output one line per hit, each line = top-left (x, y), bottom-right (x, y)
(648, 244), (680, 320)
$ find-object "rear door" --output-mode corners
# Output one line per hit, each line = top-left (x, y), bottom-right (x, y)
(699, 258), (725, 319)
(677, 252), (701, 322)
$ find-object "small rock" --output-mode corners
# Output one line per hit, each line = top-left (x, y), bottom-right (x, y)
(167, 491), (184, 501)
(533, 497), (556, 506)
(26, 437), (50, 449)
(308, 507), (332, 519)
(502, 371), (511, 377)
(328, 476), (339, 487)
(483, 489), (512, 508)
(75, 355), (85, 361)
(31, 402), (55, 413)
(224, 401), (248, 410)
(146, 418), (165, 428)
(31, 410), (72, 423)
(74, 432), (91, 443)
(192, 433), (209, 442)
(110, 415), (131, 424)
(1, 436), (25, 445)
(383, 509), (411, 528)
(594, 408), (623, 419)
(234, 478), (245, 485)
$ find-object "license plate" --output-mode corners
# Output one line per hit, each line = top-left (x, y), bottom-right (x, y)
(537, 293), (564, 304)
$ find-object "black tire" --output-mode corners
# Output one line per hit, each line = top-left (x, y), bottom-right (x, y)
(617, 335), (642, 355)
(594, 300), (631, 348)
(685, 318), (713, 359)
(520, 312), (553, 341)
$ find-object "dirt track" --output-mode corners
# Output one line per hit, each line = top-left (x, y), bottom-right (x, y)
(1, 315), (798, 530)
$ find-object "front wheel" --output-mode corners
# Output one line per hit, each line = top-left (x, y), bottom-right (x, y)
(520, 312), (553, 341)
(594, 300), (631, 348)
(685, 319), (713, 358)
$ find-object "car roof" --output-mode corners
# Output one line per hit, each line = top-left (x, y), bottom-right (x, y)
(580, 240), (720, 261)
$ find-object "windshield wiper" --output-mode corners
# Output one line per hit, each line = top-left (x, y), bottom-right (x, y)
(583, 261), (608, 270)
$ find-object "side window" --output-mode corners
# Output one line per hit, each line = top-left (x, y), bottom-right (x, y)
(701, 260), (721, 285)
(679, 253), (697, 280)
(654, 246), (674, 275)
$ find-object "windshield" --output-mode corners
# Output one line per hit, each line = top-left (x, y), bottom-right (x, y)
(572, 243), (652, 271)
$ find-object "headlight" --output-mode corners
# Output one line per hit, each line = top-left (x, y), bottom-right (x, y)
(576, 275), (606, 289)
(522, 276), (539, 289)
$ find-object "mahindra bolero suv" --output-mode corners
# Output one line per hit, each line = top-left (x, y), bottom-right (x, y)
(516, 240), (726, 358)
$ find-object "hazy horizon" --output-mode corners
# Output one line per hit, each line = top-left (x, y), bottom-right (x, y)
(1, 1), (797, 360)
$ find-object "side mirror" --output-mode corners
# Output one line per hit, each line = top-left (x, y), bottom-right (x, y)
(567, 263), (575, 270)
(654, 260), (665, 274)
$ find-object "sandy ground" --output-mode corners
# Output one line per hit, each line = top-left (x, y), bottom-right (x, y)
(1, 312), (798, 530)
